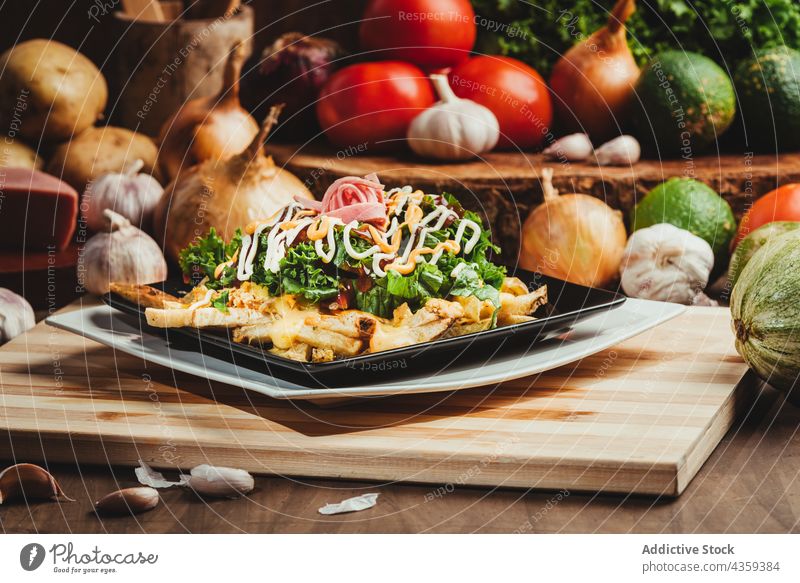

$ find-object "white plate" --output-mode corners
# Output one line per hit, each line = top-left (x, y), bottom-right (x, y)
(46, 299), (685, 401)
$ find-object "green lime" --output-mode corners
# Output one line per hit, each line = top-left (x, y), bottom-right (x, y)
(631, 177), (736, 257)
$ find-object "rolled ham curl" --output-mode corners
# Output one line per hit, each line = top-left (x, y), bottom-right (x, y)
(295, 173), (387, 226)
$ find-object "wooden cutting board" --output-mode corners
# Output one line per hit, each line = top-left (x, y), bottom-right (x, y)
(0, 304), (752, 496)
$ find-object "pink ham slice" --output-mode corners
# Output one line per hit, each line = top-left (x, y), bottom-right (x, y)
(295, 174), (388, 226)
(295, 194), (322, 211)
(324, 202), (387, 225)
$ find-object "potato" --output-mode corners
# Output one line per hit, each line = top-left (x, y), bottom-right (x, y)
(0, 39), (107, 142)
(0, 137), (43, 170)
(47, 126), (161, 192)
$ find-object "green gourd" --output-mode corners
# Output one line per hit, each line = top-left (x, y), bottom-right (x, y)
(731, 230), (800, 402)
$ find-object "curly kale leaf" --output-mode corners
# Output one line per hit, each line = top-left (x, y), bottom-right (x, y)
(178, 228), (242, 289)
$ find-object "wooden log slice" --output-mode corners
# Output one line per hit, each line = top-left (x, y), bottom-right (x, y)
(270, 143), (800, 263)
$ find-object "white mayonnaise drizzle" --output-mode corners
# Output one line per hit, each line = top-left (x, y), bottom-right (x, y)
(236, 234), (252, 280)
(314, 220), (338, 263)
(371, 252), (394, 278)
(450, 262), (469, 278)
(343, 221), (381, 260)
(454, 218), (482, 254)
(223, 191), (485, 286)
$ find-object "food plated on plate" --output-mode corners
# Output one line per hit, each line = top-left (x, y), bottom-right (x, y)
(111, 173), (547, 362)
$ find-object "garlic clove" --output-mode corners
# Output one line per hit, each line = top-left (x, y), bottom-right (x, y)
(0, 288), (36, 345)
(180, 464), (255, 498)
(595, 135), (641, 166)
(95, 487), (159, 516)
(0, 463), (73, 504)
(542, 133), (594, 162)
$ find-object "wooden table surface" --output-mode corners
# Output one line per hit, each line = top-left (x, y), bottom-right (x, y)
(1, 373), (798, 534)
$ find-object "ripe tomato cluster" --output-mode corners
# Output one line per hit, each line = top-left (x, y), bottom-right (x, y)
(316, 0), (553, 151)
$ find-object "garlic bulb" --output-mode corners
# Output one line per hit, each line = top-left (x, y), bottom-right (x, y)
(81, 210), (167, 295)
(0, 288), (35, 345)
(595, 135), (641, 166)
(82, 159), (164, 233)
(179, 464), (254, 498)
(407, 74), (499, 160)
(543, 133), (594, 162)
(620, 223), (715, 304)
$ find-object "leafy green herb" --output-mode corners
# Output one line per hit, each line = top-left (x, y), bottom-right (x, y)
(211, 290), (230, 313)
(267, 242), (339, 303)
(178, 228), (242, 289)
(449, 264), (501, 308)
(471, 0), (800, 75)
(355, 282), (397, 319)
(176, 192), (510, 321)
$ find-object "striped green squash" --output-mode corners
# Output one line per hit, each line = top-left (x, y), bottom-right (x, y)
(731, 230), (800, 396)
(728, 221), (800, 286)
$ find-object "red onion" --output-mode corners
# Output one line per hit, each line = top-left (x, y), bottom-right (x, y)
(241, 32), (346, 140)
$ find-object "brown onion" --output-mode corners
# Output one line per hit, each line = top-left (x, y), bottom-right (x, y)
(157, 42), (258, 182)
(520, 168), (627, 288)
(154, 105), (314, 262)
(549, 0), (640, 141)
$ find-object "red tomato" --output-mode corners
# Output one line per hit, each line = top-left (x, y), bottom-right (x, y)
(733, 183), (800, 248)
(448, 56), (553, 149)
(359, 0), (476, 70)
(317, 61), (434, 150)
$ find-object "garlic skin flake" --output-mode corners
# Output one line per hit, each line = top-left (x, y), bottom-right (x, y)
(620, 223), (714, 304)
(543, 133), (594, 162)
(135, 459), (186, 489)
(318, 493), (379, 515)
(0, 288), (35, 345)
(179, 464), (254, 498)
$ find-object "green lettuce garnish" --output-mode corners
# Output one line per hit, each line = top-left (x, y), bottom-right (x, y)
(178, 194), (507, 319)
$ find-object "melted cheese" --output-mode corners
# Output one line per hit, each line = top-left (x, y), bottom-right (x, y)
(185, 289), (214, 310)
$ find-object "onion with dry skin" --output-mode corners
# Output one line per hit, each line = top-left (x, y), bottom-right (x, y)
(155, 104), (314, 262)
(158, 42), (258, 182)
(520, 168), (627, 289)
(549, 0), (640, 141)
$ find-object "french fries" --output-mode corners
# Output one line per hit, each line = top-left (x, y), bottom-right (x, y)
(123, 277), (547, 363)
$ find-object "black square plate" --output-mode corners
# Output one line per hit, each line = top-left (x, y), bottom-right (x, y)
(103, 269), (626, 384)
